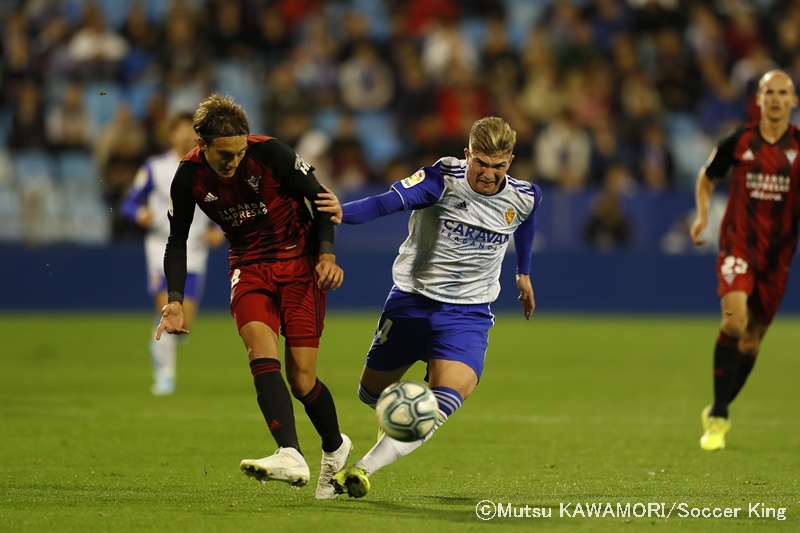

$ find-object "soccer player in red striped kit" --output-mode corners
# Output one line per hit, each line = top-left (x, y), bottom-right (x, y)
(156, 94), (352, 498)
(690, 70), (800, 451)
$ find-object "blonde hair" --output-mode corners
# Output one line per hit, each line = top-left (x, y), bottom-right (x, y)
(469, 117), (516, 155)
(193, 93), (250, 142)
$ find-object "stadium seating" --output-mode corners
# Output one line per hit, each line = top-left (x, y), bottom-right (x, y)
(0, 186), (21, 241)
(56, 150), (110, 244)
(353, 111), (403, 168)
(12, 151), (63, 243)
(83, 82), (124, 128)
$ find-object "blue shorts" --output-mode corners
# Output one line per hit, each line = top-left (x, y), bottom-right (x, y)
(364, 287), (495, 380)
(152, 273), (204, 301)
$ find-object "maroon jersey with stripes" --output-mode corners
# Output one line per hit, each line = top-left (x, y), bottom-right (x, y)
(705, 123), (800, 274)
(167, 135), (332, 272)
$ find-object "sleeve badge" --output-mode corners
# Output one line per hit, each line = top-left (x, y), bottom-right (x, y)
(400, 169), (425, 188)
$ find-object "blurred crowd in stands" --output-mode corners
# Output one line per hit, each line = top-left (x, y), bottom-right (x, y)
(1, 0), (798, 247)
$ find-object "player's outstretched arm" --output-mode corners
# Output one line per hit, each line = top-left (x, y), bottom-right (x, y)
(317, 190), (404, 225)
(156, 301), (189, 339)
(316, 253), (344, 290)
(516, 274), (535, 320)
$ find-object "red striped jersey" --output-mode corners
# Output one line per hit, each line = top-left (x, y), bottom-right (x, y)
(705, 122), (800, 274)
(164, 135), (334, 299)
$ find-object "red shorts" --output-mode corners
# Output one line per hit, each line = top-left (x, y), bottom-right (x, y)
(716, 252), (789, 325)
(229, 256), (325, 347)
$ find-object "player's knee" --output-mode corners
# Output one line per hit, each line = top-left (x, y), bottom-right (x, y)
(720, 315), (747, 338)
(358, 383), (380, 409)
(287, 372), (317, 399)
(246, 347), (271, 361)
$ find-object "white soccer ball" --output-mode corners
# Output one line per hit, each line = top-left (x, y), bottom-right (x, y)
(375, 380), (439, 442)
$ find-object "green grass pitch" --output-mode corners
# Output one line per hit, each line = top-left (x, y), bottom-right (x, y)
(1, 312), (798, 532)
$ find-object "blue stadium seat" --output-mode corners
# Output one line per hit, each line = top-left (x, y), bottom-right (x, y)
(166, 82), (205, 116)
(63, 192), (111, 244)
(502, 0), (550, 50)
(60, 0), (86, 26)
(312, 108), (342, 138)
(213, 60), (263, 131)
(56, 150), (100, 192)
(12, 151), (55, 186)
(12, 151), (65, 243)
(145, 0), (206, 24)
(0, 185), (21, 241)
(354, 111), (403, 168)
(460, 18), (488, 48)
(83, 82), (123, 128)
(126, 79), (161, 121)
(95, 0), (133, 30)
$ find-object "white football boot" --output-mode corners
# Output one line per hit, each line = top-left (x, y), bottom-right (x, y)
(315, 434), (353, 499)
(240, 447), (310, 488)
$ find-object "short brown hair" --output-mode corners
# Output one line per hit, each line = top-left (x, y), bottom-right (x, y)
(193, 93), (250, 142)
(469, 116), (516, 155)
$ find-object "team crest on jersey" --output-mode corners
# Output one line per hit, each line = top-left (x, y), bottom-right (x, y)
(504, 207), (516, 226)
(247, 175), (261, 192)
(400, 170), (425, 188)
(785, 149), (797, 165)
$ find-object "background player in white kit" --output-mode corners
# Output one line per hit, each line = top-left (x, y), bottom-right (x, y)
(316, 117), (542, 498)
(121, 113), (224, 395)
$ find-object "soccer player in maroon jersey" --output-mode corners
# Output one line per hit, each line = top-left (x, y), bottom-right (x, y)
(690, 70), (800, 451)
(155, 94), (352, 498)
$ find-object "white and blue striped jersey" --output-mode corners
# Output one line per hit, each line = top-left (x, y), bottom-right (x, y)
(128, 151), (214, 282)
(389, 156), (541, 304)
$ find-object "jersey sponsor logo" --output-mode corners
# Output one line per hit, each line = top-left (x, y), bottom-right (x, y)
(400, 170), (425, 188)
(246, 175), (261, 192)
(742, 149), (755, 161)
(745, 172), (790, 201)
(454, 200), (468, 212)
(294, 154), (311, 175)
(204, 192), (219, 202)
(785, 149), (797, 165)
(504, 207), (516, 226)
(218, 202), (268, 227)
(441, 219), (509, 250)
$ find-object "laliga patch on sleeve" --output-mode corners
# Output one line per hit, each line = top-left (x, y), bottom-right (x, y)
(294, 153), (311, 175)
(168, 198), (174, 217)
(400, 170), (425, 188)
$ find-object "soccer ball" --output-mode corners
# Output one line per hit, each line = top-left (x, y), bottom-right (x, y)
(376, 381), (439, 442)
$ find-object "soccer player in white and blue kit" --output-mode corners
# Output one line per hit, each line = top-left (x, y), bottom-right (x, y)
(121, 113), (224, 395)
(317, 117), (541, 497)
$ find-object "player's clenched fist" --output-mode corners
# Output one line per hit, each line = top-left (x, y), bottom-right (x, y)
(316, 254), (343, 290)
